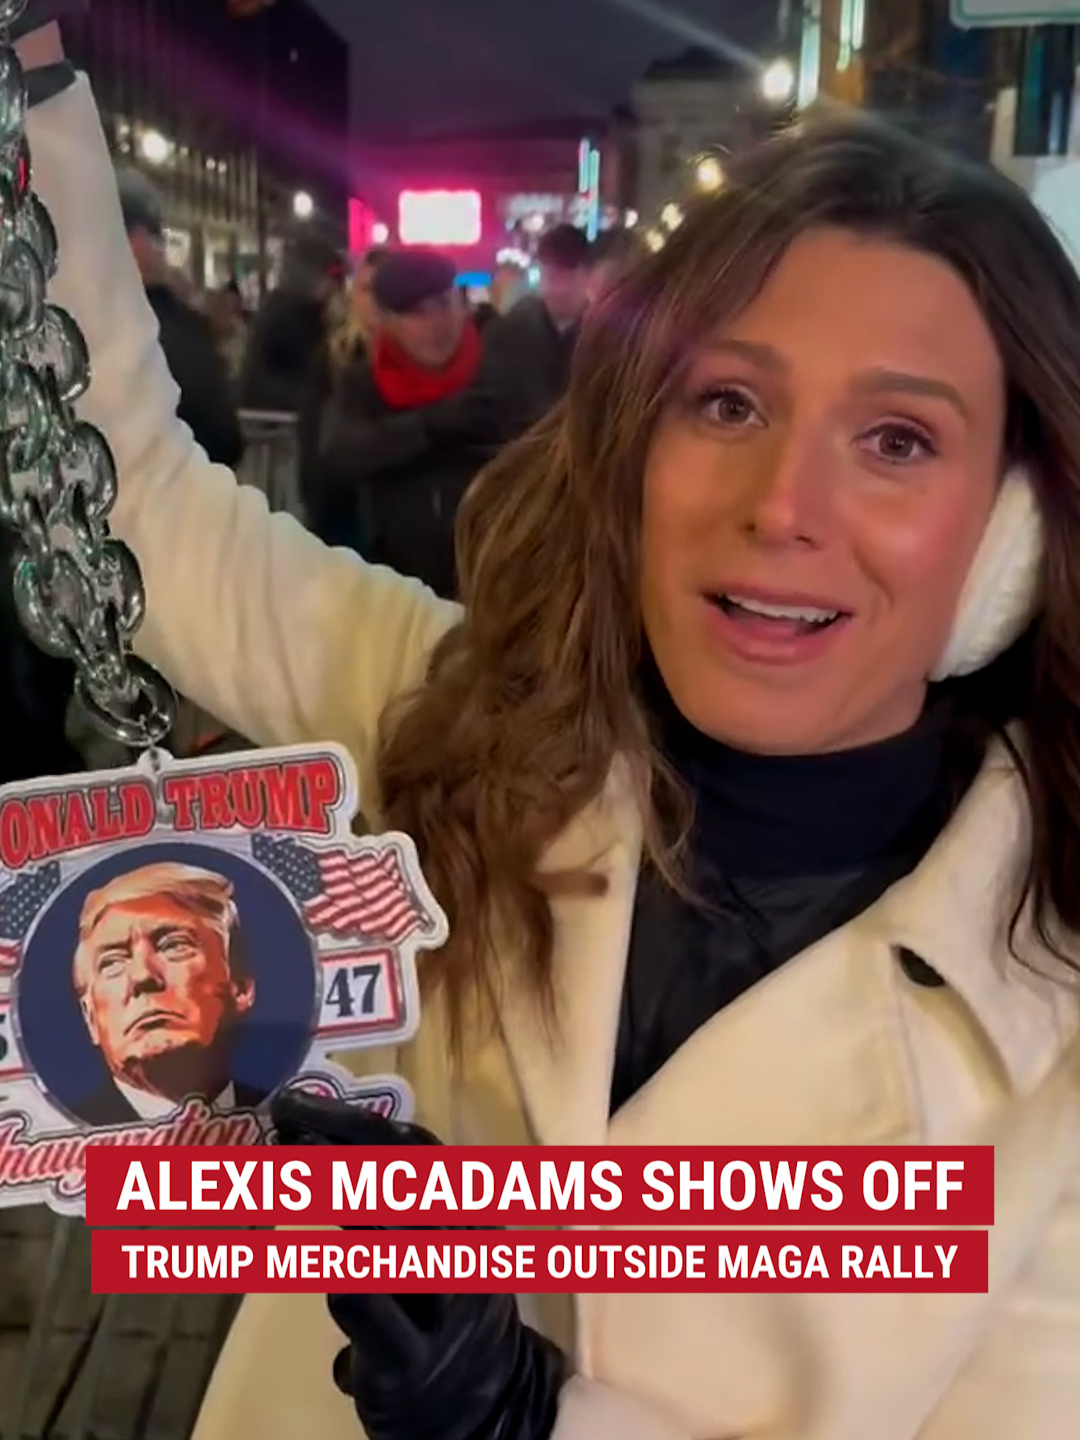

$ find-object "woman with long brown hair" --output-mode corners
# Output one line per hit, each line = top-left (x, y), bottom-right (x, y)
(19, 14), (1080, 1440)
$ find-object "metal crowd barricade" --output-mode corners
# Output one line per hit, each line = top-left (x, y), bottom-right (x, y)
(1, 1205), (242, 1440)
(0, 417), (302, 1440)
(236, 409), (305, 522)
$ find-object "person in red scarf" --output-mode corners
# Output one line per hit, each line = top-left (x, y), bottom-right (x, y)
(315, 248), (491, 599)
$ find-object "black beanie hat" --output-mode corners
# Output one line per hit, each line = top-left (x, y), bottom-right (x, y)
(372, 248), (457, 314)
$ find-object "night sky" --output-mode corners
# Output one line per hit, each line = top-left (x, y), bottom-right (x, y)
(310, 0), (778, 137)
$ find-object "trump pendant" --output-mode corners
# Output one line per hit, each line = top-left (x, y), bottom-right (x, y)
(0, 743), (444, 1216)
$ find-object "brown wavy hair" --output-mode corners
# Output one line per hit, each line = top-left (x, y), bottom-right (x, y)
(329, 248), (387, 379)
(376, 110), (1080, 1051)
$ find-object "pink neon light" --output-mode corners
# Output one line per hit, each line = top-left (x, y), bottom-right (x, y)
(398, 189), (482, 247)
(348, 198), (367, 255)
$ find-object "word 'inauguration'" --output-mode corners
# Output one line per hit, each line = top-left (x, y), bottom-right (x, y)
(84, 1146), (995, 1227)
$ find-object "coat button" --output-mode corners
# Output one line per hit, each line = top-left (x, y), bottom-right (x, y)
(895, 946), (947, 988)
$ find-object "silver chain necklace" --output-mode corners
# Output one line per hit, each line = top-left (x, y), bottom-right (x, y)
(0, 3), (175, 749)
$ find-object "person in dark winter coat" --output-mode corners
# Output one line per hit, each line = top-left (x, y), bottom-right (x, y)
(240, 230), (344, 529)
(463, 223), (593, 446)
(316, 249), (490, 598)
(117, 170), (244, 469)
(0, 532), (83, 783)
(239, 231), (343, 417)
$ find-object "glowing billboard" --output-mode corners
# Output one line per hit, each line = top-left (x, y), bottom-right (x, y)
(398, 189), (482, 247)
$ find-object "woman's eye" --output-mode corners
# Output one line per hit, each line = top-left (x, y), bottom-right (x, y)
(862, 422), (937, 464)
(698, 386), (762, 428)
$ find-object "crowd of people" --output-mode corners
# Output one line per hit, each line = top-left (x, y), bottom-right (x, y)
(1, 165), (642, 785)
(241, 215), (635, 595)
(114, 168), (641, 599)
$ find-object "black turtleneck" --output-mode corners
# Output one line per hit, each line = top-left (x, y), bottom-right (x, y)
(609, 681), (968, 1115)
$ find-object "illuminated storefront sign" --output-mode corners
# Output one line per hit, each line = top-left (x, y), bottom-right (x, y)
(398, 190), (482, 246)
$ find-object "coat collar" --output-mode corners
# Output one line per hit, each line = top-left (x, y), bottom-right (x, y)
(496, 742), (1080, 1149)
(494, 759), (643, 1147)
(875, 740), (1080, 1093)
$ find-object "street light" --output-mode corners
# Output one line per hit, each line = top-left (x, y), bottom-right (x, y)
(139, 129), (172, 165)
(761, 58), (795, 103)
(660, 202), (683, 231)
(624, 208), (639, 228)
(293, 190), (314, 220)
(645, 229), (665, 252)
(695, 156), (724, 192)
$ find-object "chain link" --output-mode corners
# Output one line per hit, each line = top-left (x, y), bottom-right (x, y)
(0, 22), (176, 747)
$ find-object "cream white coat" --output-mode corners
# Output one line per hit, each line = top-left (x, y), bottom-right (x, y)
(26, 77), (1080, 1440)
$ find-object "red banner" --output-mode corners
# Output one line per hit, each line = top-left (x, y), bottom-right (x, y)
(91, 1227), (989, 1295)
(84, 1145), (995, 1228)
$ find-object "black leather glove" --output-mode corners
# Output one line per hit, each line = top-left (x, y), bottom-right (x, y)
(271, 1091), (569, 1440)
(9, 0), (88, 40)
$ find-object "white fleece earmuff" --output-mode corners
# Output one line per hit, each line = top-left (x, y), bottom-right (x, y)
(931, 466), (1043, 681)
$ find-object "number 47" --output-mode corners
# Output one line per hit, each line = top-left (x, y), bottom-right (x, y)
(325, 964), (382, 1020)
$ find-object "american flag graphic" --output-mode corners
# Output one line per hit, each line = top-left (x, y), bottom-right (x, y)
(0, 862), (62, 968)
(251, 835), (432, 944)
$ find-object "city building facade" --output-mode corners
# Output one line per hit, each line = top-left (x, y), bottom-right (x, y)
(629, 47), (796, 240)
(791, 0), (1014, 156)
(64, 0), (350, 298)
(633, 49), (755, 227)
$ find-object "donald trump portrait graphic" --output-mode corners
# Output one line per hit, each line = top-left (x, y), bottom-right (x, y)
(69, 861), (267, 1124)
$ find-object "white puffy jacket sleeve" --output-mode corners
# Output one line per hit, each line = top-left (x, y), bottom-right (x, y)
(27, 77), (458, 766)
